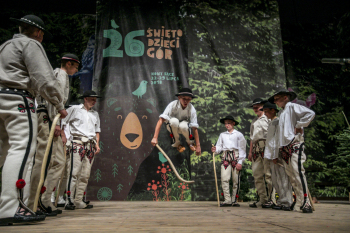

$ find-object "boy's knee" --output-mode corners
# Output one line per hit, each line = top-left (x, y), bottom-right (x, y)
(169, 118), (180, 127)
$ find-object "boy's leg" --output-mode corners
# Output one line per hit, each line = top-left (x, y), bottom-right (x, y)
(263, 158), (276, 206)
(251, 156), (267, 207)
(270, 160), (293, 208)
(220, 164), (233, 205)
(231, 166), (241, 205)
(75, 156), (94, 209)
(166, 118), (181, 147)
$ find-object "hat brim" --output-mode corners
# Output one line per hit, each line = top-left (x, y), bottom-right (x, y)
(268, 91), (297, 103)
(175, 93), (196, 98)
(260, 107), (279, 113)
(219, 118), (239, 125)
(249, 100), (267, 107)
(10, 18), (53, 40)
(79, 95), (102, 99)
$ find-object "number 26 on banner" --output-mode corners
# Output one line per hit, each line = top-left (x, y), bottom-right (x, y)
(103, 20), (145, 58)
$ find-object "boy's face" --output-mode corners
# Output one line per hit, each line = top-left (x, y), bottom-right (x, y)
(84, 97), (97, 109)
(253, 104), (263, 115)
(66, 61), (79, 76)
(224, 120), (235, 131)
(274, 94), (288, 108)
(263, 108), (276, 120)
(178, 96), (192, 108)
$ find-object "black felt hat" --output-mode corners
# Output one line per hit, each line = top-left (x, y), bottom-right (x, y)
(62, 53), (80, 64)
(260, 101), (279, 113)
(249, 98), (266, 107)
(175, 88), (196, 98)
(10, 15), (53, 40)
(79, 90), (101, 99)
(219, 115), (240, 125)
(268, 89), (297, 103)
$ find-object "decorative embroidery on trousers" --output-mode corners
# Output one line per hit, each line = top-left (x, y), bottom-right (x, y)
(221, 151), (238, 170)
(252, 140), (265, 161)
(280, 142), (300, 164)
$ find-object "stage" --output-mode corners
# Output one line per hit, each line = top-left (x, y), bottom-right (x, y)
(1, 201), (350, 232)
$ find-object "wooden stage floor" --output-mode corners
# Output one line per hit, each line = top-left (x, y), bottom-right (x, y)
(1, 201), (350, 232)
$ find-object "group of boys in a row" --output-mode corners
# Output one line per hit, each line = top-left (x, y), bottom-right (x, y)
(152, 89), (315, 214)
(0, 15), (101, 225)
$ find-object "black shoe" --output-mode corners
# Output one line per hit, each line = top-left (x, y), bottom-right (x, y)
(0, 209), (45, 226)
(232, 203), (240, 207)
(83, 204), (93, 209)
(272, 205), (283, 210)
(220, 203), (232, 207)
(83, 200), (90, 205)
(37, 206), (57, 217)
(282, 206), (292, 211)
(57, 203), (65, 207)
(302, 205), (313, 213)
(262, 201), (274, 208)
(249, 202), (258, 208)
(53, 209), (63, 214)
(65, 204), (75, 210)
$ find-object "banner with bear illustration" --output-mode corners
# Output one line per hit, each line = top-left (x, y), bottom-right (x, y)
(91, 0), (286, 201)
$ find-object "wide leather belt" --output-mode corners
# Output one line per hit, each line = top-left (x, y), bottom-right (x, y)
(0, 87), (33, 98)
(73, 136), (94, 143)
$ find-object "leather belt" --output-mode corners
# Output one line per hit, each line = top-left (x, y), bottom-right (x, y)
(0, 87), (33, 98)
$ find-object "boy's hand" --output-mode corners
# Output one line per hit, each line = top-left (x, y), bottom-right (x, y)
(211, 146), (216, 153)
(196, 145), (201, 156)
(54, 125), (61, 137)
(236, 163), (242, 171)
(151, 138), (158, 146)
(95, 144), (101, 154)
(295, 128), (303, 135)
(248, 152), (252, 162)
(273, 158), (278, 164)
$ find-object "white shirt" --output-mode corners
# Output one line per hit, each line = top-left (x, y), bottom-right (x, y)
(62, 104), (101, 140)
(159, 100), (199, 128)
(250, 114), (269, 143)
(264, 117), (280, 160)
(215, 130), (246, 164)
(278, 102), (315, 147)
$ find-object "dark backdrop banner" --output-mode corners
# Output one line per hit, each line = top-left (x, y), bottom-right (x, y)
(90, 0), (285, 202)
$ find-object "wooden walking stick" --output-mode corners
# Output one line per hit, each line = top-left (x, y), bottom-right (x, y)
(307, 188), (315, 211)
(55, 145), (66, 207)
(33, 113), (61, 212)
(212, 144), (220, 207)
(156, 144), (194, 184)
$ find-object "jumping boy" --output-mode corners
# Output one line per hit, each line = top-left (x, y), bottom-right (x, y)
(268, 89), (315, 213)
(151, 88), (201, 155)
(262, 101), (293, 210)
(211, 116), (246, 207)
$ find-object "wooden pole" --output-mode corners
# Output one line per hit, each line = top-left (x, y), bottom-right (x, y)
(212, 144), (220, 207)
(33, 113), (61, 212)
(156, 144), (194, 184)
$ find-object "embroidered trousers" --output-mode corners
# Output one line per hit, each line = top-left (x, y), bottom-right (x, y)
(166, 118), (193, 146)
(221, 149), (241, 204)
(282, 134), (311, 210)
(0, 93), (37, 218)
(267, 159), (293, 207)
(66, 141), (95, 208)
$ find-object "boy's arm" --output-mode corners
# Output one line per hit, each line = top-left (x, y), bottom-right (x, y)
(238, 134), (247, 165)
(151, 118), (166, 146)
(293, 104), (315, 129)
(192, 127), (201, 156)
(215, 134), (223, 154)
(95, 132), (100, 154)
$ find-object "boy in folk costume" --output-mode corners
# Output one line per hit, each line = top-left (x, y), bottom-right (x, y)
(261, 102), (294, 211)
(151, 88), (201, 155)
(62, 90), (101, 210)
(27, 54), (79, 216)
(211, 116), (246, 207)
(268, 89), (315, 213)
(0, 15), (67, 225)
(248, 98), (275, 208)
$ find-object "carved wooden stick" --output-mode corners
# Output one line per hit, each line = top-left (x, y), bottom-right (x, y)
(156, 144), (194, 184)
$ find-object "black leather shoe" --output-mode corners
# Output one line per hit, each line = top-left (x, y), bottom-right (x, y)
(232, 203), (240, 207)
(249, 202), (258, 208)
(272, 205), (283, 210)
(282, 206), (292, 211)
(37, 206), (57, 217)
(65, 204), (75, 210)
(53, 209), (62, 214)
(57, 203), (65, 207)
(302, 205), (313, 213)
(262, 201), (274, 208)
(84, 204), (94, 209)
(83, 200), (91, 205)
(220, 203), (232, 207)
(0, 209), (45, 225)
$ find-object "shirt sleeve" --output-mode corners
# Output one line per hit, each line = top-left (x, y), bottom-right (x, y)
(189, 105), (199, 128)
(293, 104), (316, 128)
(95, 113), (101, 133)
(23, 41), (64, 111)
(215, 134), (223, 154)
(159, 101), (174, 121)
(237, 134), (247, 164)
(261, 117), (269, 138)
